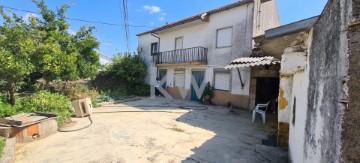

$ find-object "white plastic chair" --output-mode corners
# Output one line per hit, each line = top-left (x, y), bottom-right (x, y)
(252, 101), (270, 124)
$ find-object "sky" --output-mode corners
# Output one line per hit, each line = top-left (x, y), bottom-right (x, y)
(0, 0), (328, 57)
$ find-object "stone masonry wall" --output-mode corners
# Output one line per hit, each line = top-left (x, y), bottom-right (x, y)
(342, 0), (360, 161)
(305, 0), (349, 162)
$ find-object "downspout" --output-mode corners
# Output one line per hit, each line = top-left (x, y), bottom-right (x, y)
(151, 33), (160, 77)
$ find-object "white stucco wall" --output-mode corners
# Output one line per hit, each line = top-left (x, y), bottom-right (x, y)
(231, 68), (250, 95)
(287, 30), (316, 162)
(252, 0), (280, 37)
(138, 34), (158, 84)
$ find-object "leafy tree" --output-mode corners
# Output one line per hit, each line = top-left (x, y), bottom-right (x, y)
(106, 53), (147, 86)
(0, 0), (101, 104)
(74, 26), (101, 79)
(0, 9), (36, 105)
(31, 0), (78, 83)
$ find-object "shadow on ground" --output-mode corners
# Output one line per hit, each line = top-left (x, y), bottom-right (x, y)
(117, 98), (288, 162)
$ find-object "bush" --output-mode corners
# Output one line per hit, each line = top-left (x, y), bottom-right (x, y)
(15, 91), (73, 126)
(0, 99), (17, 118)
(106, 53), (147, 86)
(48, 80), (99, 101)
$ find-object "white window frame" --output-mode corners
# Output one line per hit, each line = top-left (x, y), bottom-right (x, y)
(175, 37), (184, 50)
(216, 27), (233, 48)
(213, 69), (231, 91)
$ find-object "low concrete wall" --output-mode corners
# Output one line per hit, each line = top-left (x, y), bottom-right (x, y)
(0, 138), (16, 163)
(211, 90), (249, 109)
(10, 118), (58, 143)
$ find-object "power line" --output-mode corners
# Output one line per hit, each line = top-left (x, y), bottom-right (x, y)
(121, 0), (131, 53)
(0, 5), (154, 29)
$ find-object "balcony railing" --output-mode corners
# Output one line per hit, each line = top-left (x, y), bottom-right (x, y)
(153, 46), (208, 65)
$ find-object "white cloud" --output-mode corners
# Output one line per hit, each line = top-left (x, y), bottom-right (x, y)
(162, 13), (166, 16)
(22, 13), (39, 23)
(68, 29), (76, 35)
(158, 17), (165, 21)
(143, 5), (161, 14)
(103, 42), (112, 46)
(150, 22), (155, 26)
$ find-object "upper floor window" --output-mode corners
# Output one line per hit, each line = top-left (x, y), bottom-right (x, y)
(151, 42), (158, 55)
(175, 37), (184, 50)
(216, 27), (233, 48)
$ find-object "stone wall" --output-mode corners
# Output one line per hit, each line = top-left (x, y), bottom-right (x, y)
(341, 0), (360, 161)
(304, 0), (353, 162)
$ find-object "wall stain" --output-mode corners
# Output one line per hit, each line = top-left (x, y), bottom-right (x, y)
(278, 122), (290, 149)
(278, 88), (288, 110)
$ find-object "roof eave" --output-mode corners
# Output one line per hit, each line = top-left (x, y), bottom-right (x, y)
(137, 0), (254, 36)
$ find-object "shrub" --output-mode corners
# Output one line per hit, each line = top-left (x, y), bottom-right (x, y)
(106, 53), (147, 86)
(0, 99), (17, 118)
(48, 81), (99, 101)
(15, 91), (73, 126)
(202, 82), (214, 102)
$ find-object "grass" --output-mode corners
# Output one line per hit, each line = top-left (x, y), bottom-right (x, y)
(169, 126), (185, 132)
(0, 137), (5, 158)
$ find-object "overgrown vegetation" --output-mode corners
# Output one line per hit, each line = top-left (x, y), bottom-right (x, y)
(0, 0), (100, 105)
(15, 91), (73, 126)
(0, 91), (73, 126)
(93, 53), (150, 98)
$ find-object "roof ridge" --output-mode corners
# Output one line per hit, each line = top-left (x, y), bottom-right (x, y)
(137, 0), (253, 36)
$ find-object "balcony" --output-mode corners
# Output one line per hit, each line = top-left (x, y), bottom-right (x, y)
(153, 46), (208, 66)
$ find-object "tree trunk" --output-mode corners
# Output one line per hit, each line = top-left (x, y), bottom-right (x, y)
(7, 83), (15, 105)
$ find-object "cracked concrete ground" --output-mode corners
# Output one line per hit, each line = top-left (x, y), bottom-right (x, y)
(15, 98), (288, 163)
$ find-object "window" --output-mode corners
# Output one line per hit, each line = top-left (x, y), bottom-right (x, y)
(214, 69), (230, 91)
(174, 69), (185, 87)
(175, 37), (183, 50)
(151, 42), (158, 55)
(216, 27), (233, 48)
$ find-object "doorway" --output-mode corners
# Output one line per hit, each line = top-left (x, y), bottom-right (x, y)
(190, 70), (205, 102)
(255, 77), (279, 112)
(158, 69), (167, 89)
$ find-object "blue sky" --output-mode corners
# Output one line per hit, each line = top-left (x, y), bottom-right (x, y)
(0, 0), (327, 57)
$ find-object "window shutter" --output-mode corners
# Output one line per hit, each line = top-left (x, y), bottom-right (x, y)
(217, 27), (232, 47)
(214, 73), (230, 90)
(175, 37), (183, 50)
(174, 70), (185, 87)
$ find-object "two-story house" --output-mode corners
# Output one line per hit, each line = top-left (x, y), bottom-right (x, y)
(137, 0), (280, 109)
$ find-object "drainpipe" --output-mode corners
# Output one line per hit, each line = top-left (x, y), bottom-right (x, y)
(151, 33), (160, 77)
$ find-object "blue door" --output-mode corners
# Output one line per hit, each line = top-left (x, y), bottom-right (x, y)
(191, 70), (205, 102)
(158, 69), (167, 89)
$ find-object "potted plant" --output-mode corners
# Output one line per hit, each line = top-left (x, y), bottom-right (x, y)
(202, 82), (214, 105)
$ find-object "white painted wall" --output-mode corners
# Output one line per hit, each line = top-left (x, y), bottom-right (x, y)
(252, 0), (280, 37)
(231, 68), (250, 95)
(138, 0), (280, 98)
(138, 34), (158, 84)
(278, 76), (293, 123)
(287, 30), (324, 163)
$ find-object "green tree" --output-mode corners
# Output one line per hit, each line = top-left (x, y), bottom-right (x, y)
(107, 53), (147, 86)
(31, 0), (78, 83)
(0, 9), (36, 105)
(74, 26), (101, 79)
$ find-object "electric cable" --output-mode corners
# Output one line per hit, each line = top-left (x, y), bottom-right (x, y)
(58, 116), (93, 132)
(57, 105), (208, 132)
(0, 6), (154, 28)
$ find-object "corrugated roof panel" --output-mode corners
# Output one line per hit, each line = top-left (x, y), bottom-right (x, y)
(225, 56), (280, 69)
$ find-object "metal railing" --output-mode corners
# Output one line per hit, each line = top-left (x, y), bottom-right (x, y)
(153, 46), (208, 64)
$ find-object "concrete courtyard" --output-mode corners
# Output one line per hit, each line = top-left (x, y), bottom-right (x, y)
(15, 98), (287, 163)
